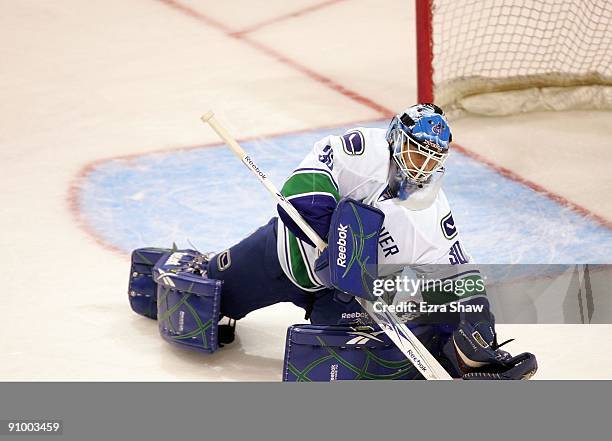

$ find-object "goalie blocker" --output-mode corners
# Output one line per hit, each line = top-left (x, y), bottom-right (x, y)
(312, 198), (384, 300)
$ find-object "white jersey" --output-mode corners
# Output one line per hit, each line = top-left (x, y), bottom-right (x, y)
(276, 127), (471, 291)
(373, 189), (471, 276)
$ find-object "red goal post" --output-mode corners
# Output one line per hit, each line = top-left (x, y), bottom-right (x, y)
(415, 0), (612, 117)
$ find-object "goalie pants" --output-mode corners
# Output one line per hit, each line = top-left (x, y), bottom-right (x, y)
(207, 217), (362, 324)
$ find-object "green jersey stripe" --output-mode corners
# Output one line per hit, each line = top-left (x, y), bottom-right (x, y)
(281, 171), (341, 201)
(287, 232), (317, 289)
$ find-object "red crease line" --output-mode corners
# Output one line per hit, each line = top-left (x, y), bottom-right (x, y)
(67, 116), (388, 256)
(453, 142), (612, 230)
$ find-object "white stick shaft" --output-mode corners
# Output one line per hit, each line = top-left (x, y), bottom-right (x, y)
(201, 111), (451, 380)
(355, 297), (452, 379)
(202, 111), (326, 251)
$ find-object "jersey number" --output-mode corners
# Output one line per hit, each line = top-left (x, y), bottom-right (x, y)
(318, 144), (334, 170)
(448, 241), (468, 265)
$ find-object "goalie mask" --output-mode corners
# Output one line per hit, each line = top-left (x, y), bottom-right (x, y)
(386, 104), (452, 189)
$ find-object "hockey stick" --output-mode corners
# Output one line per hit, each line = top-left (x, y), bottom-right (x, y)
(201, 111), (452, 380)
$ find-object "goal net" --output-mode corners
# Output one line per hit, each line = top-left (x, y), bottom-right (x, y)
(416, 0), (612, 117)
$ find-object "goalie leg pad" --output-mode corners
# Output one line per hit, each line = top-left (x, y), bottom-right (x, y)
(128, 247), (172, 319)
(282, 323), (440, 381)
(154, 250), (229, 353)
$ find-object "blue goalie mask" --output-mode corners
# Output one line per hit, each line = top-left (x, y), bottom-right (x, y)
(386, 103), (452, 186)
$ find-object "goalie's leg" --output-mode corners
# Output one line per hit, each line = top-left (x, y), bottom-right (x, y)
(207, 218), (312, 320)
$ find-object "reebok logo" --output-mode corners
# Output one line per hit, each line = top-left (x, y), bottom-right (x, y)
(178, 310), (185, 333)
(336, 224), (348, 268)
(407, 348), (427, 373)
(346, 331), (385, 345)
(330, 364), (338, 381)
(244, 155), (266, 179)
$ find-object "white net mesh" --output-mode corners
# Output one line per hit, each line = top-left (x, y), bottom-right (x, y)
(429, 0), (612, 117)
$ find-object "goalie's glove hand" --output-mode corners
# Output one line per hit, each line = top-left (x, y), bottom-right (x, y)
(443, 320), (538, 380)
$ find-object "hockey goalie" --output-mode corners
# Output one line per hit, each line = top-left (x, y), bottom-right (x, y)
(127, 104), (538, 381)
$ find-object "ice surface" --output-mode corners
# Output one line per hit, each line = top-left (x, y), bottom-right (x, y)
(1, 0), (610, 380)
(77, 125), (612, 263)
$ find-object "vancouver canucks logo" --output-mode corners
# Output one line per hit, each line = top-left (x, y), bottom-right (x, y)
(216, 250), (231, 271)
(341, 130), (365, 156)
(432, 122), (443, 135)
(440, 212), (457, 240)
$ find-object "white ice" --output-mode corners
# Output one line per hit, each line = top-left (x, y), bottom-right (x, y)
(1, 0), (611, 380)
